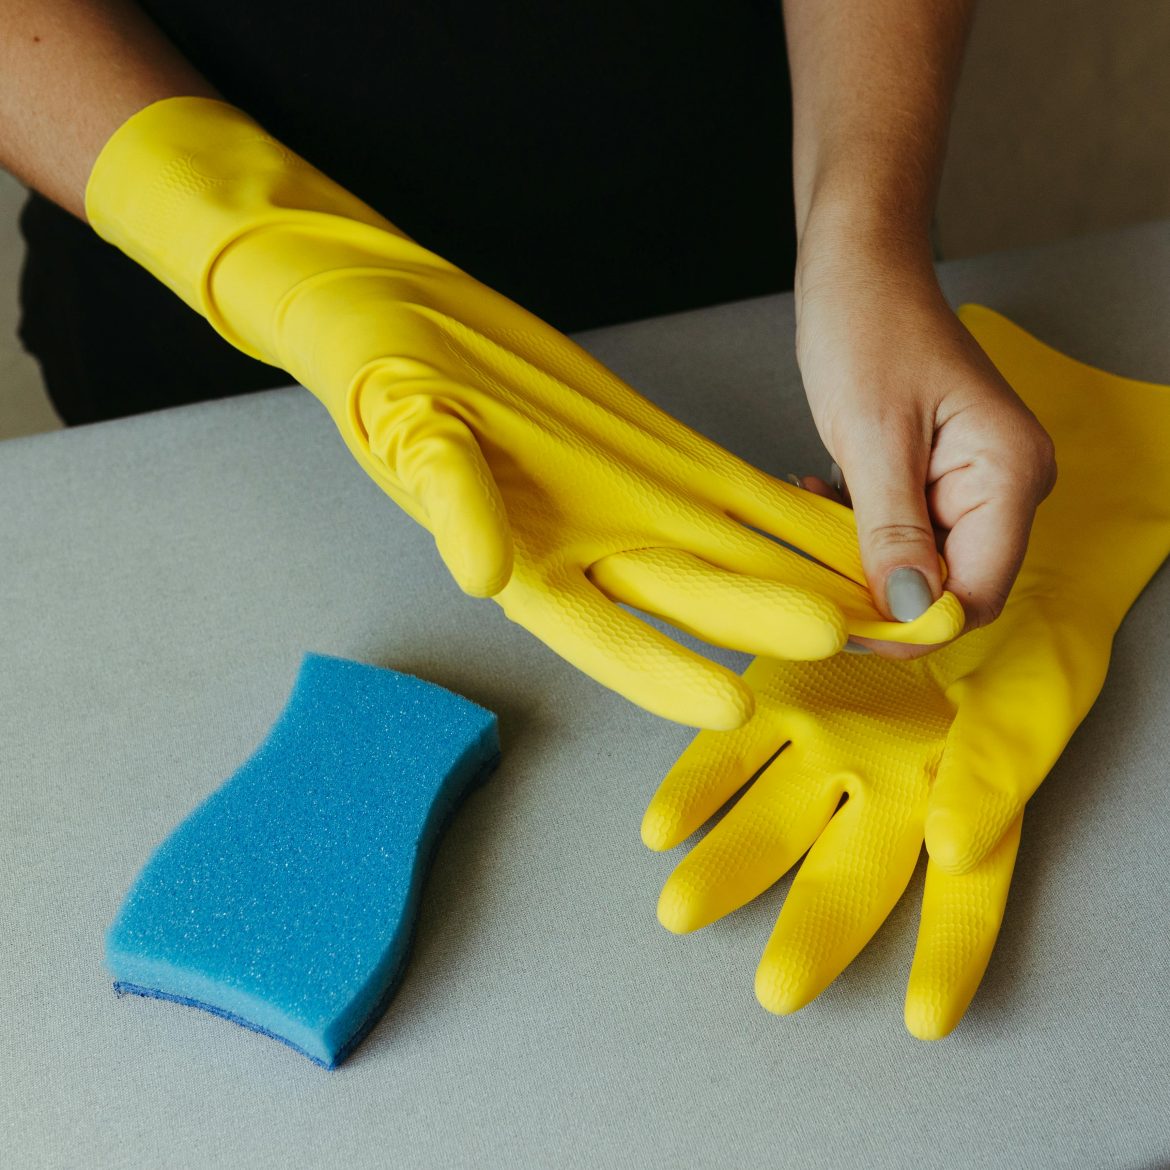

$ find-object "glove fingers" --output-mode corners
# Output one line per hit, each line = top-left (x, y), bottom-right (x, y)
(718, 477), (965, 647)
(589, 547), (847, 661)
(904, 814), (1022, 1040)
(364, 389), (513, 597)
(754, 792), (924, 1015)
(648, 512), (964, 650)
(655, 753), (843, 933)
(843, 590), (966, 647)
(641, 688), (789, 852)
(719, 471), (869, 584)
(669, 508), (865, 594)
(495, 567), (754, 730)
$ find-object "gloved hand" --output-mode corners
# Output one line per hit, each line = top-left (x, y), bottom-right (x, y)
(84, 97), (961, 730)
(642, 306), (1170, 1037)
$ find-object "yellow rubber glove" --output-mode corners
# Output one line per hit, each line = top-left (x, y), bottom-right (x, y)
(642, 306), (1170, 1037)
(83, 97), (961, 730)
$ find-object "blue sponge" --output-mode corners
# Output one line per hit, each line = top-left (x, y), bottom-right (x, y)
(107, 653), (499, 1069)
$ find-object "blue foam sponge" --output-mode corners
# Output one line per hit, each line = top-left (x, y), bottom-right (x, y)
(107, 653), (499, 1069)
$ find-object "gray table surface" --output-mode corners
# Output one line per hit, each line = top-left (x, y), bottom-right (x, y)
(3, 223), (1170, 1170)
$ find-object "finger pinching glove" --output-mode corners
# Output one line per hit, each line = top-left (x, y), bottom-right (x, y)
(84, 97), (961, 730)
(643, 306), (1170, 1036)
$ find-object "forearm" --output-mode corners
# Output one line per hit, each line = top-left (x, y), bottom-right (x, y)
(781, 2), (1057, 645)
(0, 0), (217, 218)
(783, 0), (974, 263)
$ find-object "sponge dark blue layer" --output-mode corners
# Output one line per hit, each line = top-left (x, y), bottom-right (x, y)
(107, 653), (500, 1069)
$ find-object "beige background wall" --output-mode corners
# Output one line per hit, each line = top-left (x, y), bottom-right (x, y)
(4, 0), (1170, 439)
(0, 170), (58, 438)
(939, 0), (1170, 258)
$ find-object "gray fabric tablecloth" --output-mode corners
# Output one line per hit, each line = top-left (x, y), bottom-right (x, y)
(3, 223), (1169, 1169)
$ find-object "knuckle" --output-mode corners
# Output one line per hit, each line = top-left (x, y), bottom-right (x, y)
(865, 521), (936, 554)
(964, 585), (1012, 630)
(999, 415), (1057, 496)
(1032, 431), (1058, 497)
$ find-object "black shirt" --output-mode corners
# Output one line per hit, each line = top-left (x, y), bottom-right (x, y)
(18, 2), (795, 424)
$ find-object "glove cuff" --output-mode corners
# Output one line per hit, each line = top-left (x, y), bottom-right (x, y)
(83, 96), (409, 360)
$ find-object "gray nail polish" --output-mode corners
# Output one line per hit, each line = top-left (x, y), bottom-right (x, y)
(886, 567), (933, 622)
(829, 461), (844, 493)
(786, 473), (804, 488)
(842, 639), (872, 655)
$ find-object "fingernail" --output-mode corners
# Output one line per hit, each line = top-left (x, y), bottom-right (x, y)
(786, 473), (804, 488)
(829, 461), (844, 493)
(842, 639), (872, 655)
(886, 567), (933, 622)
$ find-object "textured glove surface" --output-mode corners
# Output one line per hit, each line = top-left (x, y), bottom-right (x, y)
(643, 306), (1170, 1036)
(85, 97), (961, 730)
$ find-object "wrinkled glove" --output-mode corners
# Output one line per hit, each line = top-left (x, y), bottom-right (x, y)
(84, 97), (960, 730)
(642, 306), (1170, 1036)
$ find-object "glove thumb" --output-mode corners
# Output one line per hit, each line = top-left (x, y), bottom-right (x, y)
(363, 388), (513, 597)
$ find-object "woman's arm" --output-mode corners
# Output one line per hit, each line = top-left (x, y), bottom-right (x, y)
(0, 0), (217, 217)
(783, 0), (1056, 648)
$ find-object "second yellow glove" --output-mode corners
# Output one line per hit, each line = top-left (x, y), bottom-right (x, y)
(643, 306), (1170, 1036)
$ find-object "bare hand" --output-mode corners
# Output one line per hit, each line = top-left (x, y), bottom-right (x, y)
(793, 244), (1056, 658)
